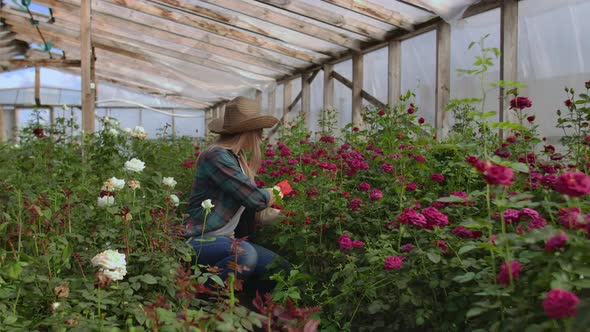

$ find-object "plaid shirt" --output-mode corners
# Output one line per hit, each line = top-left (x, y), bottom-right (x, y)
(183, 147), (270, 237)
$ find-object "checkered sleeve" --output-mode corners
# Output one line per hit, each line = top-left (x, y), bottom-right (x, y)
(205, 148), (270, 211)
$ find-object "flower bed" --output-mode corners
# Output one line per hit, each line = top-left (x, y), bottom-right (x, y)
(1, 51), (589, 330)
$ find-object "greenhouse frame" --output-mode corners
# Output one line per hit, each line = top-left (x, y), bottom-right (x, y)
(1, 0), (570, 139)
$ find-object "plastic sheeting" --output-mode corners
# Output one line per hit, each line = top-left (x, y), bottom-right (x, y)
(267, 0), (590, 140)
(7, 0), (590, 141)
(401, 0), (482, 22)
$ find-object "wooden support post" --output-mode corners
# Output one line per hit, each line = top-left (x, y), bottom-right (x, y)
(12, 108), (19, 143)
(81, 0), (95, 132)
(388, 40), (401, 108)
(500, 0), (518, 135)
(283, 80), (292, 124)
(352, 52), (363, 127)
(435, 21), (451, 134)
(267, 86), (276, 118)
(301, 72), (311, 128)
(323, 64), (334, 110)
(171, 109), (176, 136)
(0, 106), (4, 142)
(34, 66), (41, 107)
(139, 109), (143, 127)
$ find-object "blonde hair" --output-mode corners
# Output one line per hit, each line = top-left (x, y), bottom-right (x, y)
(203, 130), (262, 180)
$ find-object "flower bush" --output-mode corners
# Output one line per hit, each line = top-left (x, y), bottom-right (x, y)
(0, 115), (315, 331)
(1, 38), (589, 331)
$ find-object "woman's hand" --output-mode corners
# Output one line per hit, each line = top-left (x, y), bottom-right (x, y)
(256, 208), (281, 225)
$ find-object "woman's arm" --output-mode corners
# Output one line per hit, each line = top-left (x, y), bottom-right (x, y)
(203, 148), (271, 211)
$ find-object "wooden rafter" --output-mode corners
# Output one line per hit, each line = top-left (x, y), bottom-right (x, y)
(6, 31), (276, 103)
(0, 59), (81, 70)
(12, 15), (282, 80)
(2, 6), (290, 77)
(103, 0), (327, 64)
(275, 0), (505, 86)
(10, 30), (226, 106)
(320, 0), (414, 30)
(154, 0), (365, 51)
(32, 0), (306, 69)
(256, 0), (388, 40)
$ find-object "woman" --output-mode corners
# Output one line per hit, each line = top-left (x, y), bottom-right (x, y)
(184, 96), (288, 295)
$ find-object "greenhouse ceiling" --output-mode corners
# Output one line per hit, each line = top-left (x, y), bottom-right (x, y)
(0, 0), (497, 110)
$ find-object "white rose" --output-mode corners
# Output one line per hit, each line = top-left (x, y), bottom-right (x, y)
(169, 194), (180, 207)
(104, 116), (111, 124)
(128, 179), (141, 190)
(92, 249), (127, 282)
(101, 267), (127, 281)
(12, 144), (21, 149)
(92, 249), (127, 271)
(123, 127), (132, 134)
(51, 302), (61, 312)
(132, 126), (147, 140)
(201, 199), (214, 210)
(97, 196), (115, 207)
(162, 177), (177, 188)
(272, 185), (284, 198)
(107, 128), (119, 137)
(124, 158), (145, 173)
(109, 177), (125, 190)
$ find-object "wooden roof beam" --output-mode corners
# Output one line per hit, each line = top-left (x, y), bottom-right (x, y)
(10, 14), (280, 82)
(184, 0), (366, 50)
(256, 0), (388, 40)
(0, 58), (80, 70)
(10, 30), (267, 104)
(9, 29), (222, 98)
(2, 6), (291, 77)
(26, 0), (306, 70)
(102, 0), (327, 64)
(274, 0), (506, 86)
(320, 0), (414, 30)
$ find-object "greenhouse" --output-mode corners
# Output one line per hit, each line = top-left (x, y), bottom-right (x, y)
(1, 0), (589, 331)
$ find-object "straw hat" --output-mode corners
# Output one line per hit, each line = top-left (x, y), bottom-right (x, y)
(208, 96), (279, 134)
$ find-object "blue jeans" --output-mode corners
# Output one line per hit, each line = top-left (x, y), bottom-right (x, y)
(188, 236), (289, 295)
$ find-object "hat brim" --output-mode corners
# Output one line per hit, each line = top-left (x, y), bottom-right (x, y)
(208, 115), (279, 134)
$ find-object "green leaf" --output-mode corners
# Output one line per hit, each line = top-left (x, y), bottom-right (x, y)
(3, 314), (18, 325)
(426, 251), (441, 264)
(453, 272), (475, 283)
(571, 279), (590, 289)
(5, 262), (27, 280)
(458, 245), (476, 255)
(210, 275), (225, 287)
(511, 162), (530, 174)
(466, 306), (487, 319)
(140, 274), (158, 285)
